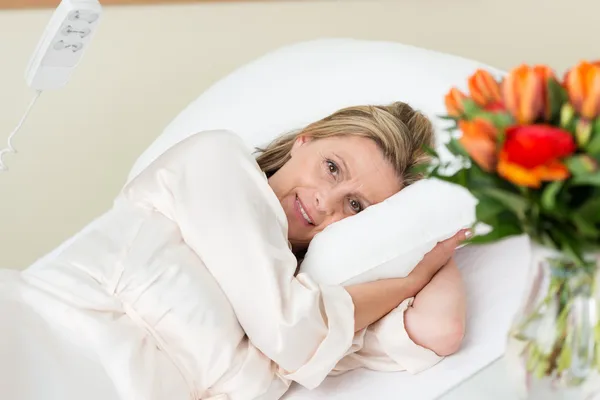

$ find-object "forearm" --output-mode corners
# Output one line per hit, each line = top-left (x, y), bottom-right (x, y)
(346, 275), (422, 332)
(404, 258), (466, 356)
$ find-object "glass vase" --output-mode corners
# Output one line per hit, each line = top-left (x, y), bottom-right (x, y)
(505, 241), (600, 399)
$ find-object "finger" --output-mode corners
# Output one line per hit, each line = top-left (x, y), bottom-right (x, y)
(452, 228), (472, 243)
(440, 229), (471, 250)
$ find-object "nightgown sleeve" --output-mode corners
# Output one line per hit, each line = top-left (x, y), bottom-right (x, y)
(122, 130), (355, 389)
(332, 297), (443, 376)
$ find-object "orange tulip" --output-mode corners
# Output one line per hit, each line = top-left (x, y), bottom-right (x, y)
(502, 64), (555, 124)
(468, 69), (503, 108)
(564, 60), (600, 120)
(458, 118), (499, 171)
(534, 65), (555, 120)
(445, 88), (468, 117)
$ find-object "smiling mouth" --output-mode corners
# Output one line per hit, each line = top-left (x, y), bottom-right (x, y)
(296, 195), (314, 225)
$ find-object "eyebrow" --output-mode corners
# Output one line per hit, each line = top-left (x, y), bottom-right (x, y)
(332, 152), (351, 179)
(332, 152), (372, 207)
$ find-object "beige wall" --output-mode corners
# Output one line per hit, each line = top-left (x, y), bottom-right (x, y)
(0, 0), (597, 269)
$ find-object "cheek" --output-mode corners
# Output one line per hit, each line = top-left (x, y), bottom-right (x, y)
(330, 212), (348, 226)
(293, 155), (325, 185)
(318, 214), (345, 232)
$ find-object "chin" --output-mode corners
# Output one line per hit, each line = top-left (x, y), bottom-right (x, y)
(286, 221), (311, 246)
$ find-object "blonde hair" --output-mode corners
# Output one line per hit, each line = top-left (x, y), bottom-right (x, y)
(255, 101), (435, 186)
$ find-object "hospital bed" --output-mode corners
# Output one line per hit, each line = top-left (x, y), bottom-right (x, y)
(0, 7), (533, 397)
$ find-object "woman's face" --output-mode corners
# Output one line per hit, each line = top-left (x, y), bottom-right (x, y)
(268, 135), (402, 250)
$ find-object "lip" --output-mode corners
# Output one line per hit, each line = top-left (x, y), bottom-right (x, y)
(294, 195), (315, 227)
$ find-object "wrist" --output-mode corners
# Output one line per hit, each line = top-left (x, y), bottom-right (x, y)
(396, 274), (423, 299)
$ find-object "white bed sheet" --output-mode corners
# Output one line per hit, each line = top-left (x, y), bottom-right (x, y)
(2, 236), (530, 400)
(284, 235), (531, 400)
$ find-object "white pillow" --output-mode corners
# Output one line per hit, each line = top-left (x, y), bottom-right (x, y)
(301, 178), (475, 285)
(129, 38), (497, 284)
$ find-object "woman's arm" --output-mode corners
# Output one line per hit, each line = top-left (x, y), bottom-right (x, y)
(347, 231), (468, 332)
(404, 257), (466, 356)
(331, 255), (466, 377)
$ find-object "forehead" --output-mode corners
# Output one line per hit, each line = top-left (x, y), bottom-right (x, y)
(314, 136), (402, 202)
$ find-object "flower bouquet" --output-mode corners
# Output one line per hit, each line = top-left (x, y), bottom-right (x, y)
(425, 62), (600, 398)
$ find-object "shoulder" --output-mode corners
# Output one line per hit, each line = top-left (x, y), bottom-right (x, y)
(157, 130), (259, 172)
(163, 130), (269, 183)
(177, 130), (250, 156)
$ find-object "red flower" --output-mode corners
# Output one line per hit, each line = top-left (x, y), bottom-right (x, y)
(498, 125), (576, 188)
(501, 125), (576, 168)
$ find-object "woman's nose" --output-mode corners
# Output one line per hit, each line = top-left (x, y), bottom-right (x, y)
(314, 188), (342, 215)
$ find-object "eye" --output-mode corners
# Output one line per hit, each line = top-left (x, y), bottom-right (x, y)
(349, 198), (363, 213)
(326, 160), (339, 176)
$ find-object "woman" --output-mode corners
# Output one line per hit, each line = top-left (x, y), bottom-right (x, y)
(17, 102), (467, 400)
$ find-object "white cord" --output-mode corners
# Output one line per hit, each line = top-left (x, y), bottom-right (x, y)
(0, 90), (43, 172)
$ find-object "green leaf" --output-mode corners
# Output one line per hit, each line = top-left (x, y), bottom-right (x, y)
(477, 187), (529, 219)
(572, 172), (600, 186)
(423, 145), (440, 158)
(586, 121), (600, 155)
(447, 137), (470, 158)
(576, 119), (594, 147)
(462, 99), (482, 119)
(409, 163), (433, 176)
(574, 196), (600, 223)
(475, 111), (514, 131)
(489, 112), (514, 130)
(573, 214), (600, 239)
(475, 196), (506, 225)
(456, 167), (468, 187)
(560, 103), (576, 129)
(429, 168), (469, 188)
(541, 181), (563, 211)
(565, 155), (595, 176)
(467, 163), (501, 188)
(545, 226), (587, 263)
(437, 115), (459, 121)
(548, 78), (569, 122)
(551, 229), (585, 264)
(467, 222), (523, 244)
(426, 165), (441, 179)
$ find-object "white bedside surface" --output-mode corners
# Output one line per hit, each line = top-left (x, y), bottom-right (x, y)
(438, 357), (520, 400)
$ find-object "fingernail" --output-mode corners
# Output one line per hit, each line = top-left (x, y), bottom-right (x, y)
(464, 229), (473, 239)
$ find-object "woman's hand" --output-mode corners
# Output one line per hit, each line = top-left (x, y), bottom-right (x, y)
(407, 229), (471, 293)
(346, 228), (470, 332)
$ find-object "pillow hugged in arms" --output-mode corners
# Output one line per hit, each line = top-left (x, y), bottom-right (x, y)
(129, 38), (490, 285)
(300, 178), (476, 285)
